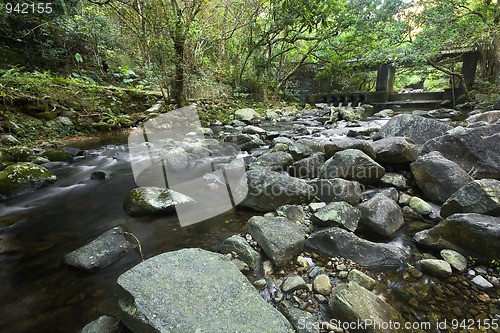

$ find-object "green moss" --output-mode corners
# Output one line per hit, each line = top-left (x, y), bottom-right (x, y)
(0, 162), (57, 196)
(41, 150), (73, 162)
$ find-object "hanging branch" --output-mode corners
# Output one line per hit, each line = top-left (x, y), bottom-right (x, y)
(427, 58), (472, 102)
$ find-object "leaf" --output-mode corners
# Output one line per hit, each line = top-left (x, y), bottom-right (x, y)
(75, 53), (83, 63)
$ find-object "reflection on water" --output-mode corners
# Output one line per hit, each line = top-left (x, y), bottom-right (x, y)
(0, 140), (254, 333)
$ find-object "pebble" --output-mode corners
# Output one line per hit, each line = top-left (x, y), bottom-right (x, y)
(296, 256), (309, 268)
(336, 264), (347, 271)
(281, 276), (307, 293)
(253, 279), (267, 289)
(471, 275), (494, 290)
(314, 294), (328, 304)
(313, 274), (332, 296)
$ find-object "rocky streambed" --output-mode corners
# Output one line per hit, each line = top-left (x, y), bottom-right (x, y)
(2, 103), (500, 332)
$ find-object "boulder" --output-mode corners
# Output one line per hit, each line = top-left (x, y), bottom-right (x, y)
(414, 213), (500, 261)
(306, 178), (362, 206)
(318, 149), (385, 184)
(440, 179), (500, 218)
(287, 139), (325, 161)
(363, 187), (398, 202)
(328, 282), (404, 333)
(279, 300), (319, 333)
(370, 137), (418, 164)
(115, 248), (293, 332)
(246, 216), (305, 267)
(80, 315), (120, 333)
(357, 194), (404, 238)
(234, 108), (262, 124)
(311, 201), (361, 232)
(64, 227), (136, 271)
(372, 114), (453, 145)
(1, 146), (35, 162)
(41, 149), (73, 162)
(347, 269), (377, 291)
(410, 151), (473, 203)
(305, 227), (409, 268)
(324, 139), (376, 160)
(440, 249), (467, 272)
(123, 187), (195, 216)
(219, 235), (262, 269)
(237, 169), (313, 212)
(421, 123), (500, 179)
(0, 162), (57, 198)
(250, 151), (294, 172)
(418, 259), (452, 278)
(464, 110), (500, 126)
(289, 153), (325, 178)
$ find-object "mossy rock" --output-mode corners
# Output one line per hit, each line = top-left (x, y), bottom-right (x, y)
(0, 162), (57, 197)
(41, 149), (73, 162)
(34, 111), (58, 120)
(0, 146), (35, 162)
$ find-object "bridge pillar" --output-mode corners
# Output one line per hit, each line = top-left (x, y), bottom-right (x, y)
(376, 64), (396, 92)
(461, 52), (479, 89)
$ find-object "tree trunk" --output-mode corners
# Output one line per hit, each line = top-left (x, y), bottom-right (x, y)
(493, 30), (500, 88)
(263, 42), (272, 103)
(173, 35), (188, 107)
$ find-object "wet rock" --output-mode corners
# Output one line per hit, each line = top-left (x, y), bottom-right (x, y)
(246, 216), (305, 267)
(464, 110), (500, 126)
(306, 227), (409, 268)
(347, 127), (381, 138)
(253, 279), (267, 289)
(61, 147), (84, 157)
(371, 137), (418, 164)
(64, 226), (136, 271)
(318, 149), (385, 185)
(308, 202), (326, 212)
(289, 153), (325, 178)
(306, 178), (362, 206)
(237, 169), (313, 212)
(276, 204), (304, 223)
(290, 124), (309, 135)
(243, 125), (266, 136)
(288, 139), (325, 161)
(421, 122), (500, 179)
(324, 139), (376, 160)
(123, 187), (195, 216)
(164, 147), (189, 172)
(234, 108), (262, 124)
(409, 197), (432, 215)
(471, 275), (494, 290)
(410, 151), (473, 203)
(440, 249), (467, 272)
(313, 274), (332, 296)
(373, 114), (452, 145)
(0, 162), (57, 198)
(91, 170), (110, 180)
(347, 269), (377, 291)
(221, 133), (263, 151)
(279, 300), (319, 333)
(250, 151), (294, 172)
(311, 201), (361, 232)
(419, 259), (452, 278)
(414, 213), (500, 261)
(41, 149), (73, 162)
(378, 173), (408, 190)
(357, 194), (404, 238)
(115, 248), (293, 332)
(282, 276), (307, 293)
(80, 315), (120, 333)
(373, 109), (394, 118)
(328, 282), (404, 333)
(440, 179), (500, 218)
(219, 235), (261, 270)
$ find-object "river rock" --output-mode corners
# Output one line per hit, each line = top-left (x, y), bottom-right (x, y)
(313, 274), (332, 296)
(372, 114), (453, 145)
(41, 149), (73, 162)
(357, 194), (404, 238)
(276, 204), (304, 223)
(164, 147), (189, 172)
(64, 226), (136, 271)
(378, 173), (408, 190)
(219, 235), (261, 269)
(418, 259), (452, 277)
(363, 187), (399, 202)
(281, 276), (307, 293)
(1, 146), (35, 162)
(80, 315), (120, 333)
(221, 133), (263, 151)
(305, 227), (409, 268)
(440, 179), (500, 218)
(440, 249), (468, 272)
(0, 162), (57, 198)
(115, 248), (293, 332)
(243, 125), (267, 135)
(409, 196), (433, 215)
(237, 169), (313, 212)
(318, 149), (385, 184)
(306, 178), (362, 205)
(347, 269), (377, 291)
(279, 300), (319, 333)
(246, 216), (305, 267)
(324, 139), (376, 159)
(235, 108), (262, 124)
(464, 110), (500, 126)
(414, 213), (500, 261)
(421, 122), (500, 178)
(288, 139), (325, 161)
(90, 170), (110, 180)
(471, 275), (494, 290)
(410, 151), (473, 203)
(311, 201), (361, 232)
(250, 151), (294, 172)
(328, 282), (404, 333)
(370, 137), (418, 164)
(289, 153), (325, 178)
(123, 187), (195, 216)
(290, 124), (309, 136)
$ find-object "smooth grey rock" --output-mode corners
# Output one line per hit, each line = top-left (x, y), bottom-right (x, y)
(373, 114), (452, 145)
(91, 170), (110, 180)
(324, 139), (376, 160)
(64, 227), (136, 271)
(471, 275), (494, 290)
(313, 274), (332, 296)
(414, 213), (500, 261)
(410, 151), (473, 203)
(307, 178), (362, 206)
(243, 125), (267, 135)
(80, 315), (120, 333)
(276, 204), (304, 223)
(289, 153), (325, 178)
(281, 276), (307, 293)
(287, 139), (325, 161)
(440, 249), (468, 272)
(328, 282), (404, 333)
(347, 269), (377, 291)
(237, 169), (313, 212)
(418, 259), (452, 277)
(115, 249), (293, 332)
(0, 162), (57, 198)
(123, 187), (195, 216)
(279, 300), (319, 333)
(311, 201), (361, 232)
(306, 227), (409, 268)
(250, 151), (294, 172)
(235, 108), (262, 124)
(371, 137), (418, 164)
(409, 197), (432, 215)
(219, 235), (262, 269)
(246, 216), (305, 267)
(357, 194), (404, 238)
(441, 179), (500, 218)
